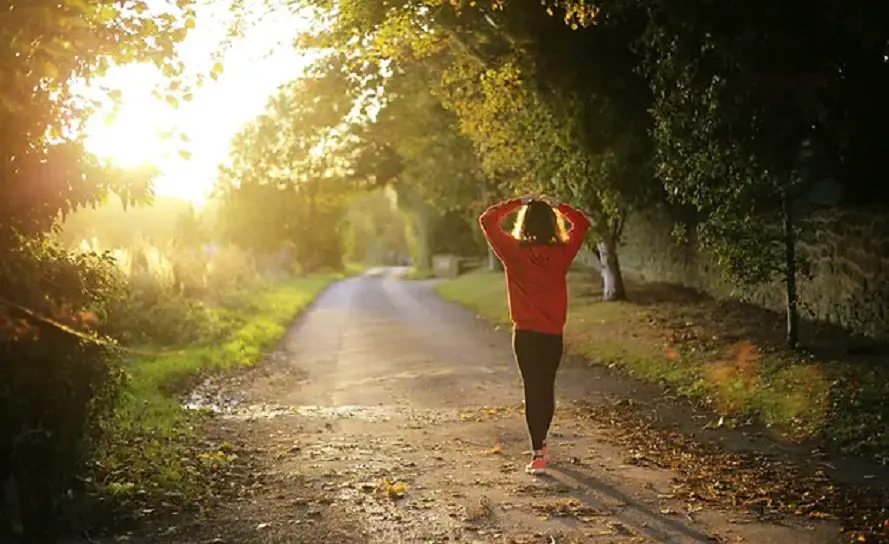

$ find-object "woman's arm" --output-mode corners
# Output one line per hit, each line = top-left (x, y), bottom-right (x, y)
(479, 197), (525, 262)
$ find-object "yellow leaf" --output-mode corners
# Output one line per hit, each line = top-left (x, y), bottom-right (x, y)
(97, 5), (119, 22)
(178, 150), (192, 160)
(42, 62), (59, 79)
(378, 479), (408, 499)
(185, 18), (196, 29)
(387, 481), (407, 499)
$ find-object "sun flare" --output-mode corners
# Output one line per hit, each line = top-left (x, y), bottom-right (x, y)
(84, 65), (177, 170)
(81, 3), (319, 207)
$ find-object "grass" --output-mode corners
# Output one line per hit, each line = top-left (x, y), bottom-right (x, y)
(403, 267), (436, 280)
(437, 268), (889, 461)
(92, 274), (339, 513)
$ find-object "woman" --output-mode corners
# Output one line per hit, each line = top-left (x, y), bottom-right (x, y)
(479, 193), (591, 475)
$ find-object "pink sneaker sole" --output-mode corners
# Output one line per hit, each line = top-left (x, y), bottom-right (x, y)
(526, 447), (547, 475)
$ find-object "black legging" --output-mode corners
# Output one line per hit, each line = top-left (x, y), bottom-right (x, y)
(513, 329), (564, 451)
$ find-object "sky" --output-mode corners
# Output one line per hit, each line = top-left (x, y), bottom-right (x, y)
(83, 1), (319, 207)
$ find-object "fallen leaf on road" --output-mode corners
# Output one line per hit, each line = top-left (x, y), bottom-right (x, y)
(377, 479), (408, 499)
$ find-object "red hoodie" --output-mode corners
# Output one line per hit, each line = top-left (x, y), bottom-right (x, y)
(479, 199), (591, 335)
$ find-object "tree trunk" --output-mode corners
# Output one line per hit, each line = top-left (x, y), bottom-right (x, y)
(597, 234), (627, 302)
(408, 205), (433, 272)
(782, 197), (799, 348)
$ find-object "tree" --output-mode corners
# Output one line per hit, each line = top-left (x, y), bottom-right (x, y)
(58, 194), (195, 249)
(637, 0), (889, 346)
(215, 60), (358, 271)
(300, 0), (660, 300)
(360, 63), (489, 272)
(173, 205), (208, 249)
(343, 189), (409, 264)
(0, 0), (196, 240)
(0, 0), (198, 536)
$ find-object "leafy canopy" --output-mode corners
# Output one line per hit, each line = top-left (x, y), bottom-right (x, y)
(0, 0), (199, 240)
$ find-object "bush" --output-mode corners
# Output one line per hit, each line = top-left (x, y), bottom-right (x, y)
(0, 238), (124, 539)
(92, 241), (264, 346)
(0, 235), (295, 538)
(205, 244), (259, 296)
(105, 278), (215, 346)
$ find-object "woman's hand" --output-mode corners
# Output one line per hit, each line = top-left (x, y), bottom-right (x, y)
(520, 193), (539, 205)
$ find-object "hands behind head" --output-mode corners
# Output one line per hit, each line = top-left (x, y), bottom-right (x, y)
(520, 193), (560, 207)
(520, 193), (538, 205)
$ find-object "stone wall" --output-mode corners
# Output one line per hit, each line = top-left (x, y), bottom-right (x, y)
(618, 206), (889, 339)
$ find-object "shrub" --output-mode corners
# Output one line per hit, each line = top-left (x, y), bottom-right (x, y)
(87, 240), (259, 347)
(0, 238), (124, 539)
(205, 244), (259, 297)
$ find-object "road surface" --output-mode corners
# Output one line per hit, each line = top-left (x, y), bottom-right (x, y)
(132, 268), (842, 543)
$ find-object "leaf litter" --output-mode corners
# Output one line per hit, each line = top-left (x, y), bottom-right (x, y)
(569, 400), (889, 542)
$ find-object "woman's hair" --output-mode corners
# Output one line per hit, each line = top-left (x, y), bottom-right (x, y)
(511, 200), (569, 245)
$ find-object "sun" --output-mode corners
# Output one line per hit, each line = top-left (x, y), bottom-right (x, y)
(81, 3), (322, 208)
(83, 63), (179, 166)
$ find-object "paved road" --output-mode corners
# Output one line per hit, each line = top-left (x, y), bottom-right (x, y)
(134, 268), (842, 543)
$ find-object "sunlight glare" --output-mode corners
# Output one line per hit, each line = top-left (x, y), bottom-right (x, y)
(82, 2), (320, 208)
(84, 64), (176, 170)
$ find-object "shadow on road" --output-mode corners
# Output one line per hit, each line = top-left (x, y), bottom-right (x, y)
(547, 464), (718, 543)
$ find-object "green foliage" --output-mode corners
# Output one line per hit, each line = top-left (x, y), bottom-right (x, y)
(344, 190), (409, 264)
(300, 0), (660, 299)
(633, 0), (889, 343)
(430, 210), (486, 257)
(0, 2), (200, 533)
(310, 0), (657, 231)
(57, 195), (197, 248)
(639, 1), (810, 288)
(173, 206), (209, 249)
(81, 238), (264, 346)
(0, 239), (124, 538)
(215, 62), (356, 271)
(0, 0), (195, 238)
(369, 64), (485, 209)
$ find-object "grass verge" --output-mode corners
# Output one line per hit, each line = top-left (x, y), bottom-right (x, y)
(89, 274), (339, 524)
(437, 268), (889, 462)
(403, 267), (436, 280)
